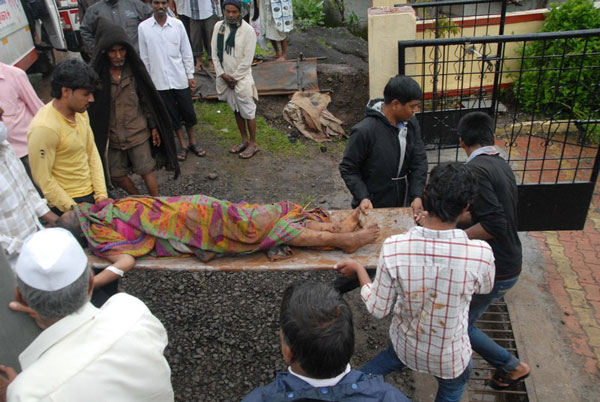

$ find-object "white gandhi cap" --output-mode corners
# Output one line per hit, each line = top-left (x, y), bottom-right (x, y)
(16, 228), (88, 291)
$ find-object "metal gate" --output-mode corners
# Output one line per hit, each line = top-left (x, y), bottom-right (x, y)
(398, 29), (600, 231)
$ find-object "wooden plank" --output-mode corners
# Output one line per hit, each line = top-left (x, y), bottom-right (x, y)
(87, 208), (415, 272)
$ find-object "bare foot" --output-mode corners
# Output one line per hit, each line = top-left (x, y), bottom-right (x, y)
(342, 224), (380, 254)
(193, 248), (217, 263)
(336, 208), (361, 233)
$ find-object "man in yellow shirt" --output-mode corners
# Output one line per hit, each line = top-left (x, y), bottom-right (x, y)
(28, 59), (108, 214)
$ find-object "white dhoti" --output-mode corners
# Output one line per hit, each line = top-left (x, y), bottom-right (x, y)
(220, 88), (257, 120)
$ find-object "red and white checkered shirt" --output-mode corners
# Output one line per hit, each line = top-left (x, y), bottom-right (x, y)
(361, 226), (495, 379)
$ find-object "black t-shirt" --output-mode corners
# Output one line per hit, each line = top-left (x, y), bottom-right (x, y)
(468, 154), (522, 280)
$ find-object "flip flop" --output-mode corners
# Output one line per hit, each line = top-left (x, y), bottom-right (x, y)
(488, 369), (530, 390)
(188, 143), (206, 157)
(229, 142), (248, 154)
(239, 145), (259, 159)
(177, 147), (188, 161)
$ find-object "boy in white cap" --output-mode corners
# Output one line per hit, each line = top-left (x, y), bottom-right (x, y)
(0, 228), (174, 402)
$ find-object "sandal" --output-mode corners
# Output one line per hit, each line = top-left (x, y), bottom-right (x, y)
(188, 143), (206, 157)
(488, 368), (530, 390)
(239, 145), (259, 159)
(229, 142), (248, 154)
(177, 147), (188, 161)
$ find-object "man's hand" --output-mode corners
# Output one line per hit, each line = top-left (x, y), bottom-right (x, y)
(334, 260), (364, 279)
(8, 301), (47, 329)
(220, 74), (237, 89)
(411, 197), (427, 225)
(151, 128), (161, 146)
(358, 198), (373, 215)
(188, 79), (197, 89)
(40, 211), (59, 227)
(0, 365), (17, 402)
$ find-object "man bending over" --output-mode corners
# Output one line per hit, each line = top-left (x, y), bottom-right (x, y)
(336, 163), (495, 402)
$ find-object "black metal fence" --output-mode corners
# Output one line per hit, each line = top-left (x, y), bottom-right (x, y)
(398, 29), (600, 230)
(403, 0), (508, 40)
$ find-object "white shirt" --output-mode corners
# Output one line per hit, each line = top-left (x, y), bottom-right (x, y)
(0, 141), (48, 258)
(361, 227), (495, 379)
(8, 294), (174, 402)
(288, 364), (352, 388)
(138, 15), (194, 90)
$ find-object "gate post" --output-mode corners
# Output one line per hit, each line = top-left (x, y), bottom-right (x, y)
(368, 6), (417, 98)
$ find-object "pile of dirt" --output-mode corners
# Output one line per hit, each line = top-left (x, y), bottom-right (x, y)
(257, 26), (370, 137)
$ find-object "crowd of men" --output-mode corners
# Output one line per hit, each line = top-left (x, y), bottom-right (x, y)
(1, 1), (530, 399)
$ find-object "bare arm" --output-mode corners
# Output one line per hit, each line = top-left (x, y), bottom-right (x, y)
(93, 254), (135, 288)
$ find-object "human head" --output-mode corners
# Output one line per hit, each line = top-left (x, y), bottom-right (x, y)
(15, 228), (93, 321)
(56, 210), (85, 243)
(457, 111), (495, 147)
(152, 0), (168, 19)
(107, 43), (127, 68)
(223, 0), (241, 23)
(279, 281), (354, 379)
(383, 75), (422, 122)
(51, 59), (98, 112)
(422, 162), (477, 223)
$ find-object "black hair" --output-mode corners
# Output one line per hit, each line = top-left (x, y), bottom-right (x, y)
(383, 75), (423, 105)
(50, 58), (99, 99)
(422, 162), (478, 223)
(457, 111), (495, 146)
(56, 210), (86, 247)
(280, 281), (354, 379)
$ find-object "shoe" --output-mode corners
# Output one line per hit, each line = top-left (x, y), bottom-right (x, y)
(188, 143), (206, 157)
(488, 368), (530, 390)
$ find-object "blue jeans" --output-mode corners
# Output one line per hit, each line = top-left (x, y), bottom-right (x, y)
(469, 275), (520, 373)
(361, 345), (472, 402)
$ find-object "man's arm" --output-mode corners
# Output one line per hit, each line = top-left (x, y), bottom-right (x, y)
(28, 126), (77, 212)
(465, 167), (506, 240)
(230, 24), (257, 82)
(93, 253), (135, 288)
(180, 22), (195, 82)
(339, 127), (371, 205)
(15, 68), (44, 115)
(138, 23), (151, 72)
(79, 7), (98, 52)
(407, 116), (428, 203)
(83, 114), (107, 200)
(211, 23), (225, 77)
(336, 252), (396, 319)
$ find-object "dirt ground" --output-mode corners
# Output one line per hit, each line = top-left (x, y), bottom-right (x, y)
(85, 27), (414, 401)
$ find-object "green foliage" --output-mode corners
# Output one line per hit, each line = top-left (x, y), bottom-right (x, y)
(194, 101), (309, 156)
(346, 11), (360, 27)
(513, 0), (600, 133)
(293, 0), (325, 28)
(427, 15), (460, 38)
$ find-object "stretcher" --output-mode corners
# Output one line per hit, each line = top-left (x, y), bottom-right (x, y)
(87, 208), (415, 272)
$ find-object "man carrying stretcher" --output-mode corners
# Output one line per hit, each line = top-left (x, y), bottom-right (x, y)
(55, 194), (380, 287)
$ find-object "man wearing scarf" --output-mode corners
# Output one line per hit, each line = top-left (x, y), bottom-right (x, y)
(88, 18), (180, 196)
(211, 0), (259, 159)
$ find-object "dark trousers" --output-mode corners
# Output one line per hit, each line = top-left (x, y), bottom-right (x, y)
(50, 192), (96, 216)
(158, 88), (198, 130)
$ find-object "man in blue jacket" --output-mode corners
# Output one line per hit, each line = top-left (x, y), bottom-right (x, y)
(242, 281), (409, 402)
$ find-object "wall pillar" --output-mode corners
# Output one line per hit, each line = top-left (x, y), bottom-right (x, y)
(367, 6), (416, 98)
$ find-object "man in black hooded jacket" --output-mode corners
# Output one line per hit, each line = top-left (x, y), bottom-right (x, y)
(88, 18), (180, 196)
(335, 75), (427, 293)
(339, 75), (428, 219)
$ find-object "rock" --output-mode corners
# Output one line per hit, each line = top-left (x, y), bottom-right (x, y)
(208, 172), (218, 180)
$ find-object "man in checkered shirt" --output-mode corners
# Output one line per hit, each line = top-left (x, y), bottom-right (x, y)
(0, 108), (58, 266)
(336, 162), (495, 402)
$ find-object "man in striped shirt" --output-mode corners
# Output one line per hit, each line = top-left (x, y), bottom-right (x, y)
(336, 162), (495, 402)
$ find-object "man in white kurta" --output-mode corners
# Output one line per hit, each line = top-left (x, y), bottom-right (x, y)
(211, 0), (259, 159)
(0, 228), (174, 402)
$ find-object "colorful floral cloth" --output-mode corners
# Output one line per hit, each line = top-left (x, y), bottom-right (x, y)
(75, 195), (328, 258)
